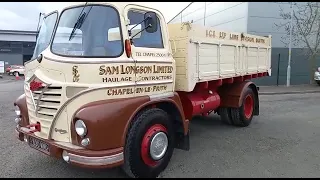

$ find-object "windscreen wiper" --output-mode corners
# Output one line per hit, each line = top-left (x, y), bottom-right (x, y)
(68, 6), (93, 41)
(68, 2), (91, 41)
(68, 12), (86, 41)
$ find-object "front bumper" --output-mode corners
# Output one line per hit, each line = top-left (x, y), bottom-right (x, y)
(15, 126), (124, 169)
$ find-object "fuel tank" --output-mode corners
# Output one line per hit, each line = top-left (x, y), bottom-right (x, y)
(178, 91), (221, 119)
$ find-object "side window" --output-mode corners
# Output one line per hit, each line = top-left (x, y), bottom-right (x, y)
(128, 10), (164, 49)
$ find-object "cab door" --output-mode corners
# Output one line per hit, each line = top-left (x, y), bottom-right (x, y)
(123, 5), (175, 98)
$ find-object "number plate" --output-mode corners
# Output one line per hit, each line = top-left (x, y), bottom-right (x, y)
(28, 136), (50, 153)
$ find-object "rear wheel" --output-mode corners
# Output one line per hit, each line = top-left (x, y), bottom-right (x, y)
(316, 80), (320, 86)
(219, 107), (233, 125)
(230, 87), (255, 127)
(122, 108), (175, 178)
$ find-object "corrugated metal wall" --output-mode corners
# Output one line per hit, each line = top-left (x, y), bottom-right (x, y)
(169, 2), (249, 33)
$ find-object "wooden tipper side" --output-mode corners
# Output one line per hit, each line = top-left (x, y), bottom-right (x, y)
(168, 23), (272, 92)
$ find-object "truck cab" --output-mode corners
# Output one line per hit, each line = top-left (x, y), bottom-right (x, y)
(15, 2), (179, 178)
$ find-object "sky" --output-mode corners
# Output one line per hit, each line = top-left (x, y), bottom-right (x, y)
(0, 2), (190, 31)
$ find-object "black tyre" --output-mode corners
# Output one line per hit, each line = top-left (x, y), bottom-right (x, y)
(230, 87), (255, 127)
(219, 107), (233, 125)
(122, 108), (175, 178)
(316, 81), (320, 86)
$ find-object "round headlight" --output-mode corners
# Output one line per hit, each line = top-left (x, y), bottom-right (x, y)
(75, 120), (87, 137)
(15, 117), (21, 124)
(62, 150), (70, 163)
(81, 138), (90, 146)
(15, 106), (21, 117)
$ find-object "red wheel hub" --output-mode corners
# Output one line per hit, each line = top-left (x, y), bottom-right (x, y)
(243, 94), (254, 119)
(141, 124), (167, 167)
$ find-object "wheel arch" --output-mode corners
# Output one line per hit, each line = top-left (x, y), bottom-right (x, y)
(218, 81), (259, 115)
(248, 83), (259, 115)
(122, 95), (188, 147)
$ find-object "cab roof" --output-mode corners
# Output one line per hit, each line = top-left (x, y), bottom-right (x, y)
(43, 2), (165, 20)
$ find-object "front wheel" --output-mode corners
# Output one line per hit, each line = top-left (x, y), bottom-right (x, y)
(122, 108), (175, 178)
(316, 80), (320, 86)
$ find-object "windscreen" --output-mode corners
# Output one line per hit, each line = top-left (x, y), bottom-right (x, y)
(51, 5), (123, 57)
(32, 12), (58, 59)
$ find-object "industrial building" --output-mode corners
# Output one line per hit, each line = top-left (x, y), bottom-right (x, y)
(0, 30), (36, 69)
(169, 2), (320, 86)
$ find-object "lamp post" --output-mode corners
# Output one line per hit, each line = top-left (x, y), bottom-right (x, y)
(204, 2), (206, 26)
(286, 2), (294, 87)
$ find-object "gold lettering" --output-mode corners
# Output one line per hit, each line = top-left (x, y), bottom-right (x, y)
(122, 77), (132, 81)
(99, 65), (120, 75)
(120, 65), (125, 74)
(230, 34), (239, 40)
(153, 85), (167, 92)
(153, 65), (173, 73)
(136, 87), (144, 94)
(219, 32), (226, 39)
(100, 65), (173, 80)
(136, 75), (173, 82)
(134, 52), (169, 57)
(204, 31), (266, 44)
(106, 85), (168, 96)
(99, 65), (106, 75)
(102, 77), (132, 83)
(107, 88), (134, 96)
(206, 30), (215, 38)
(242, 36), (255, 42)
(120, 65), (135, 74)
(107, 89), (112, 96)
(136, 66), (152, 74)
(145, 86), (151, 92)
(143, 52), (153, 57)
(106, 66), (118, 75)
(255, 38), (265, 44)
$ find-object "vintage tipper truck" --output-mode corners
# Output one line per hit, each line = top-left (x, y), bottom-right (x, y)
(13, 2), (272, 178)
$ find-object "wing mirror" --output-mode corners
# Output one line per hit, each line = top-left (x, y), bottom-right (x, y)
(144, 11), (158, 33)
